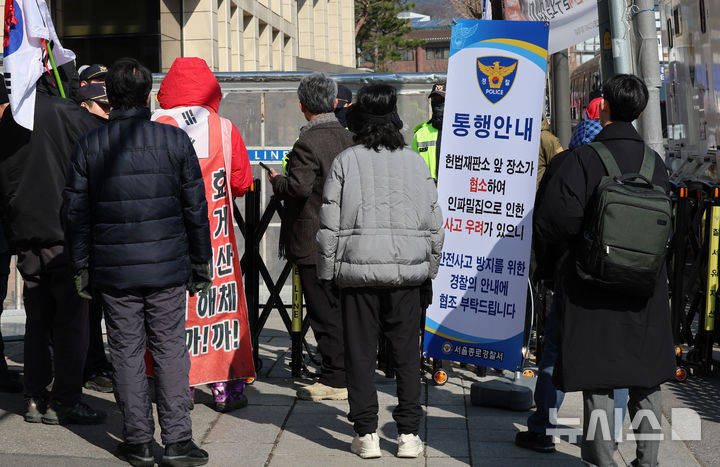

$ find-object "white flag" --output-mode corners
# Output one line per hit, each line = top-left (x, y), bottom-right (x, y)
(3, 0), (76, 130)
(504, 0), (599, 55)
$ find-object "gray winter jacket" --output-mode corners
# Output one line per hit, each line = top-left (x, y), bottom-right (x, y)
(317, 144), (444, 288)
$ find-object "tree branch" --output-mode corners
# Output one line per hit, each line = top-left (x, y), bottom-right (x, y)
(355, 0), (371, 37)
(448, 0), (484, 19)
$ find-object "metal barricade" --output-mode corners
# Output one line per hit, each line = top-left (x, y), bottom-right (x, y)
(668, 155), (720, 379)
(205, 72), (447, 377)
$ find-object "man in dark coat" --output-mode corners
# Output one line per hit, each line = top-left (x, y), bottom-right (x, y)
(0, 81), (23, 394)
(534, 74), (675, 466)
(267, 72), (354, 401)
(63, 58), (212, 467)
(0, 64), (106, 424)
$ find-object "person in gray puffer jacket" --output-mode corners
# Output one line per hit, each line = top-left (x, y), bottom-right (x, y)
(317, 84), (444, 460)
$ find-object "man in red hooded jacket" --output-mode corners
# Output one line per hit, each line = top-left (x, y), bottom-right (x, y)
(153, 57), (255, 413)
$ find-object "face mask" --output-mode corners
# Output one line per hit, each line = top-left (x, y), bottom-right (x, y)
(335, 106), (348, 127)
(430, 101), (444, 129)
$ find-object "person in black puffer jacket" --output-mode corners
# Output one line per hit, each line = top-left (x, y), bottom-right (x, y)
(63, 58), (212, 467)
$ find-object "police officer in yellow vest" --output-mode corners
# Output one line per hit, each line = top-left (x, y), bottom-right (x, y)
(411, 83), (445, 181)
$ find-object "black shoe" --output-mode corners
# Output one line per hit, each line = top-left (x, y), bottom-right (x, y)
(515, 430), (556, 453)
(213, 394), (248, 413)
(161, 439), (209, 467)
(117, 441), (155, 467)
(84, 371), (114, 393)
(24, 397), (47, 423)
(47, 400), (107, 425)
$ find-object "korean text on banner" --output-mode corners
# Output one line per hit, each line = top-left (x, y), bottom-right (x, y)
(3, 0), (75, 130)
(151, 106), (256, 386)
(505, 0), (597, 55)
(422, 20), (549, 372)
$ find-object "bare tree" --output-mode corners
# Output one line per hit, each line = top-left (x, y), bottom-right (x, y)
(448, 0), (504, 19)
(448, 0), (484, 19)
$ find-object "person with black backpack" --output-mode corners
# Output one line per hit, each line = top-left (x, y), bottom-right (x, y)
(533, 74), (675, 467)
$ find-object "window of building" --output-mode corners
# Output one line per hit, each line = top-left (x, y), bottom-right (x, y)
(54, 0), (161, 71)
(426, 47), (449, 60)
(666, 19), (673, 48)
(398, 49), (415, 61)
(426, 47), (447, 60)
(699, 0), (706, 34)
(673, 7), (682, 36)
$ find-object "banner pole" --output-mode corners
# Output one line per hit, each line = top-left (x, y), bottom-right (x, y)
(291, 265), (303, 377)
(43, 39), (66, 98)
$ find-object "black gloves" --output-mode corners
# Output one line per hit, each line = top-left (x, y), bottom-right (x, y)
(420, 278), (433, 310)
(74, 268), (92, 300)
(321, 280), (339, 309)
(187, 263), (212, 296)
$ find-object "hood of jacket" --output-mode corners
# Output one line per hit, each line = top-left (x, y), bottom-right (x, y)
(157, 57), (222, 112)
(586, 97), (602, 120)
(541, 117), (551, 132)
(37, 62), (80, 100)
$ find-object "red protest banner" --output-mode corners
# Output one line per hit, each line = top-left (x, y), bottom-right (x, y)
(149, 106), (255, 386)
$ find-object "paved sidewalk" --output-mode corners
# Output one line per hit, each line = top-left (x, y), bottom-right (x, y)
(0, 312), (705, 466)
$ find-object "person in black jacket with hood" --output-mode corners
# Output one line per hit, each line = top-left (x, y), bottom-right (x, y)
(0, 80), (23, 394)
(0, 63), (106, 424)
(534, 74), (674, 467)
(63, 58), (212, 467)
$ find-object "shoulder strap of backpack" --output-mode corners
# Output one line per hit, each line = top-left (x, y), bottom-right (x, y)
(638, 144), (656, 181)
(588, 142), (621, 178)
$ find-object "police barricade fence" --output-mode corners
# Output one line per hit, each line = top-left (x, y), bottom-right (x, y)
(667, 152), (720, 379)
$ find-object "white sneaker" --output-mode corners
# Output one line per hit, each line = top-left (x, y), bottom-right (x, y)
(350, 433), (381, 459)
(296, 382), (348, 401)
(397, 433), (423, 458)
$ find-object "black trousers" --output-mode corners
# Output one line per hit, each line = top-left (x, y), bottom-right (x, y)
(298, 264), (346, 388)
(17, 246), (89, 404)
(101, 285), (191, 445)
(0, 251), (11, 377)
(84, 300), (110, 379)
(343, 286), (423, 435)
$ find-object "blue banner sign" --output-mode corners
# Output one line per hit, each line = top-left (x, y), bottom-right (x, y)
(422, 20), (549, 371)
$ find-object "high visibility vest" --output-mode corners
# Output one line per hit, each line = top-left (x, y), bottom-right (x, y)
(411, 121), (439, 180)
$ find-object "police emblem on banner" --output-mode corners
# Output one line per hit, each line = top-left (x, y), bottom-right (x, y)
(476, 56), (519, 104)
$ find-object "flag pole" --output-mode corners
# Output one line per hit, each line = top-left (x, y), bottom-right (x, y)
(43, 39), (66, 98)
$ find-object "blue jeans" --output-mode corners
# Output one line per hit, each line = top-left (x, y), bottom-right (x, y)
(527, 297), (628, 440)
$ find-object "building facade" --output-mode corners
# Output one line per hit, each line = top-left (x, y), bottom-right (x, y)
(358, 24), (450, 73)
(0, 0), (356, 73)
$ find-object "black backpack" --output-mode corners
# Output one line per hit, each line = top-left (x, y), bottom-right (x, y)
(576, 142), (672, 296)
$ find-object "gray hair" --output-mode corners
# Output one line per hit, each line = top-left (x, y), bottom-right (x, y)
(297, 72), (337, 114)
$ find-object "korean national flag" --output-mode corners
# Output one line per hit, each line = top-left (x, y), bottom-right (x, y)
(3, 0), (76, 130)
